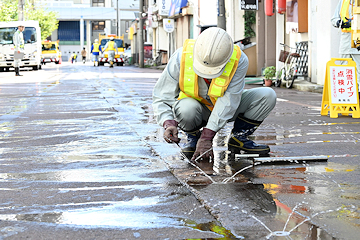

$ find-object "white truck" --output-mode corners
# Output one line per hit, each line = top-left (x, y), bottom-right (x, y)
(0, 20), (42, 72)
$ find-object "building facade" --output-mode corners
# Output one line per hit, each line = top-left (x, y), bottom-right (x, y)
(130, 0), (343, 87)
(45, 0), (344, 86)
(44, 0), (138, 61)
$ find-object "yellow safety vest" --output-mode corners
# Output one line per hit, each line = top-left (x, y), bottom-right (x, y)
(107, 41), (116, 51)
(340, 0), (352, 32)
(178, 39), (241, 111)
(93, 43), (100, 52)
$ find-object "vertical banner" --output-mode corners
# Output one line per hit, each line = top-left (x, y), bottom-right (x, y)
(159, 0), (171, 16)
(321, 58), (360, 118)
(169, 0), (188, 17)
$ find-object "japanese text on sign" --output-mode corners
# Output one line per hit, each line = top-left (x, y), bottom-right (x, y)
(330, 66), (357, 104)
(240, 0), (258, 10)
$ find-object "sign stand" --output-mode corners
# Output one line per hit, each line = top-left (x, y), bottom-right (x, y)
(321, 58), (360, 118)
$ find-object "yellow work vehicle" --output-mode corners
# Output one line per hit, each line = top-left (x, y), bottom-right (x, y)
(98, 33), (125, 66)
(41, 40), (62, 64)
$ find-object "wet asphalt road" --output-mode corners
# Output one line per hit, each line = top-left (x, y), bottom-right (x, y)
(0, 62), (359, 239)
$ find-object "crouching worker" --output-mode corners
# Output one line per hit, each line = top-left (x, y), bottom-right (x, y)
(152, 27), (276, 162)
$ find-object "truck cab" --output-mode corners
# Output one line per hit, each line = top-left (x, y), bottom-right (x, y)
(98, 34), (125, 66)
(0, 20), (42, 72)
(41, 40), (62, 64)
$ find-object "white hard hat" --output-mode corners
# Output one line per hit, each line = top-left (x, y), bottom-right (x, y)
(95, 39), (98, 43)
(109, 37), (114, 40)
(193, 27), (234, 79)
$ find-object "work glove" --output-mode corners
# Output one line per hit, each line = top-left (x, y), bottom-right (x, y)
(163, 120), (180, 143)
(341, 21), (351, 29)
(340, 18), (351, 29)
(191, 128), (216, 162)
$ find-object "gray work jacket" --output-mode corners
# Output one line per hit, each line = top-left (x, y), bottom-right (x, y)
(331, 0), (360, 55)
(152, 47), (249, 132)
(13, 30), (24, 51)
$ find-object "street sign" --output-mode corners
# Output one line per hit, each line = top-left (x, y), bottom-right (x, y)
(321, 58), (360, 118)
(163, 18), (174, 33)
(240, 0), (258, 10)
(329, 66), (357, 104)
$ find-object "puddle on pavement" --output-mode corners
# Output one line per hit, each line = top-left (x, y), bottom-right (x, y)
(246, 128), (360, 144)
(263, 201), (336, 239)
(191, 182), (338, 239)
(0, 195), (236, 239)
(309, 121), (360, 126)
(0, 197), (180, 228)
(0, 164), (169, 182)
(178, 148), (358, 239)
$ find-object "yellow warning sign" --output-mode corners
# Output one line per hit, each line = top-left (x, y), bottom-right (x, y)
(321, 58), (360, 118)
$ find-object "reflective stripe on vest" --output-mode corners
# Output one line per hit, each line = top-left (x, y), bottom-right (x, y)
(340, 0), (352, 33)
(93, 43), (100, 52)
(178, 39), (241, 111)
(107, 41), (116, 51)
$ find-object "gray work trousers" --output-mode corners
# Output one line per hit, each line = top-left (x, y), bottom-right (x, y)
(108, 51), (115, 62)
(173, 87), (277, 132)
(13, 59), (21, 68)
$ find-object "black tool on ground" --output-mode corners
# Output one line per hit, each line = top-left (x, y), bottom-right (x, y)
(236, 154), (328, 165)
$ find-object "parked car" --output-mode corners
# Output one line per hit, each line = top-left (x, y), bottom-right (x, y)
(124, 46), (131, 64)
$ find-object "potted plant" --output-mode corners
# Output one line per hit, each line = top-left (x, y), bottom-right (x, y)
(263, 66), (276, 87)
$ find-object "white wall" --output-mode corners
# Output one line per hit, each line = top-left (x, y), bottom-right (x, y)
(276, 13), (285, 71)
(59, 46), (83, 62)
(225, 0), (245, 42)
(158, 25), (169, 52)
(199, 0), (217, 26)
(310, 0), (340, 85)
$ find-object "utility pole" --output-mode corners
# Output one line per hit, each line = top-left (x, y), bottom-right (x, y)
(139, 0), (144, 68)
(18, 0), (25, 21)
(116, 0), (119, 36)
(217, 0), (226, 30)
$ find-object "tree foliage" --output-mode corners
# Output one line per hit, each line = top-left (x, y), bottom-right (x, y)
(0, 0), (59, 40)
(26, 6), (59, 40)
(0, 0), (18, 22)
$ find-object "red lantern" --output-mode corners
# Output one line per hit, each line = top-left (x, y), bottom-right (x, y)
(265, 0), (274, 16)
(277, 0), (286, 14)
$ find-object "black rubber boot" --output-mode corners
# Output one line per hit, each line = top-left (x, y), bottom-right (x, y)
(228, 115), (270, 156)
(181, 130), (201, 159)
(15, 67), (22, 76)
